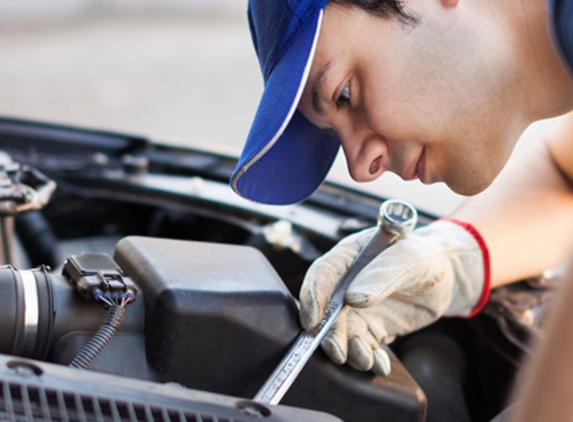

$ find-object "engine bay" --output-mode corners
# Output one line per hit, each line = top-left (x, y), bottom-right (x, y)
(0, 117), (557, 422)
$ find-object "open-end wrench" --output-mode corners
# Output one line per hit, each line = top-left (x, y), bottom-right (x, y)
(254, 199), (418, 405)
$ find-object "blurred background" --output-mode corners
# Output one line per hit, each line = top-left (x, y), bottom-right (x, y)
(0, 0), (556, 216)
(0, 0), (257, 153)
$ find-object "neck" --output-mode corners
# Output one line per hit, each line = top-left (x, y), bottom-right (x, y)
(508, 0), (573, 120)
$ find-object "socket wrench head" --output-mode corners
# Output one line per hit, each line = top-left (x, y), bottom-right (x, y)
(378, 199), (418, 237)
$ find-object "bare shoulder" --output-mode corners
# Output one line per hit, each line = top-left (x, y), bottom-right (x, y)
(547, 111), (573, 182)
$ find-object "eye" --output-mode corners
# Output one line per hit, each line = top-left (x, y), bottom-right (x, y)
(336, 82), (351, 108)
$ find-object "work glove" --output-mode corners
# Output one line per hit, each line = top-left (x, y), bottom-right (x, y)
(299, 218), (490, 376)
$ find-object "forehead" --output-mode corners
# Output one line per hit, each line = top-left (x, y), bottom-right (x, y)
(308, 3), (396, 75)
(300, 6), (380, 104)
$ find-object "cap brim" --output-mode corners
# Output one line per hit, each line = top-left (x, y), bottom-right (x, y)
(231, 9), (340, 205)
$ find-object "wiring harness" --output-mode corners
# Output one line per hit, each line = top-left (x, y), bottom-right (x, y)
(62, 253), (137, 369)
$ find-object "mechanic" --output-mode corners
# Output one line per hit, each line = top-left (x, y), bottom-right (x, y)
(231, 0), (573, 381)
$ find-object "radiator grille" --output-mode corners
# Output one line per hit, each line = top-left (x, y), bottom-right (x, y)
(0, 380), (246, 422)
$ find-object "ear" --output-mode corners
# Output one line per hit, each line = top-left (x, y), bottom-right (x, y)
(441, 0), (459, 8)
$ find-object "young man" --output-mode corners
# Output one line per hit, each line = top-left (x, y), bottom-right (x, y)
(231, 0), (573, 377)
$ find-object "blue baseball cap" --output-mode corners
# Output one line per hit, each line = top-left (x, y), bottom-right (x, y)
(230, 0), (340, 205)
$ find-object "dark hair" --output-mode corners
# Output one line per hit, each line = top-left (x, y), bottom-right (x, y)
(329, 0), (416, 23)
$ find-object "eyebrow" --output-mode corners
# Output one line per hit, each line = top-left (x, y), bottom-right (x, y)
(311, 60), (334, 116)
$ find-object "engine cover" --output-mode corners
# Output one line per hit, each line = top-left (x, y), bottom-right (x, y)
(114, 236), (427, 421)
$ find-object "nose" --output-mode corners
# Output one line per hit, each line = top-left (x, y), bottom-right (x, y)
(337, 112), (388, 182)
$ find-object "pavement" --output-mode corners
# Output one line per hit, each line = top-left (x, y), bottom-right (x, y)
(0, 0), (259, 156)
(0, 1), (557, 216)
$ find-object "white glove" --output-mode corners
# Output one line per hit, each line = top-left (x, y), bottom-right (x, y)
(299, 219), (490, 376)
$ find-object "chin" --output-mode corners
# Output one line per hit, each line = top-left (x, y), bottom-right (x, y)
(446, 175), (495, 197)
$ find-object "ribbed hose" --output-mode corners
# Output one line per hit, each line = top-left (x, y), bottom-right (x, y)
(69, 305), (125, 369)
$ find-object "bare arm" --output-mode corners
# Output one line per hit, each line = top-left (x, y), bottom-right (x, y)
(507, 257), (573, 422)
(453, 112), (573, 288)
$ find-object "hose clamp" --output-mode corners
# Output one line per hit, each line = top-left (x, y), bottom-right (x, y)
(19, 270), (39, 356)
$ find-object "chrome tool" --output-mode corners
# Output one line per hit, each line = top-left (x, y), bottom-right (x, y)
(254, 199), (418, 405)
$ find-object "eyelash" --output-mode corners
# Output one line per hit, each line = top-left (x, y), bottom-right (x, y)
(336, 82), (351, 109)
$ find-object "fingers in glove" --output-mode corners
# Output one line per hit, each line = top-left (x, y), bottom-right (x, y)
(346, 310), (392, 376)
(358, 304), (397, 345)
(321, 307), (349, 365)
(345, 331), (391, 376)
(300, 263), (339, 330)
(300, 230), (376, 330)
(321, 307), (392, 376)
(372, 345), (392, 377)
(347, 335), (374, 371)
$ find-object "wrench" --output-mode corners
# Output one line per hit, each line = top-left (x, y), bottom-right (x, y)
(254, 199), (418, 405)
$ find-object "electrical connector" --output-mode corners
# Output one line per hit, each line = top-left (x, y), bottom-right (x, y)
(62, 253), (137, 306)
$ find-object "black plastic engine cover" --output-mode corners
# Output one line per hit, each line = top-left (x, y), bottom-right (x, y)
(114, 236), (427, 422)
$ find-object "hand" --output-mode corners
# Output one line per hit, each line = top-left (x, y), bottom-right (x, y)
(299, 219), (490, 376)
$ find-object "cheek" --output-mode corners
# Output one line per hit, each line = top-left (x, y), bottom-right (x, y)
(362, 80), (428, 140)
(361, 63), (455, 144)
(435, 132), (513, 195)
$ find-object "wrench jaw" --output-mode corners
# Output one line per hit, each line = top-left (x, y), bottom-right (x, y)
(379, 199), (418, 237)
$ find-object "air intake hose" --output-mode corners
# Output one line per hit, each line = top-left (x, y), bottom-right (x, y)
(0, 266), (54, 359)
